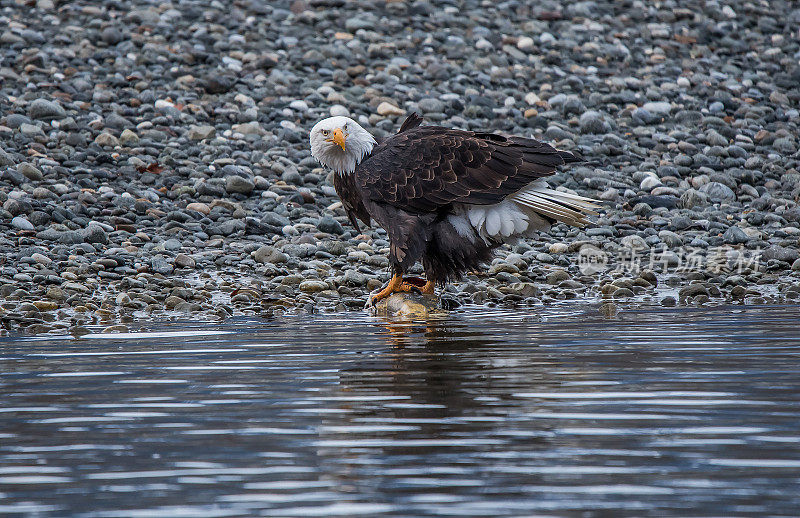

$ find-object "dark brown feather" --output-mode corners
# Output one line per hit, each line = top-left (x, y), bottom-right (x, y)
(332, 171), (370, 232)
(355, 125), (580, 214)
(397, 113), (423, 134)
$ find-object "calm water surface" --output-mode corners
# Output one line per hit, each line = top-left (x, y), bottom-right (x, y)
(1, 304), (799, 517)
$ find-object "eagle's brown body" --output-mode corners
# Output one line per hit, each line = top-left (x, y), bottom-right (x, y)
(332, 114), (585, 286)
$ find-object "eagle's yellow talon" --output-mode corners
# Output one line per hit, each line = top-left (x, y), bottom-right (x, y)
(367, 276), (437, 308)
(367, 274), (403, 307)
(396, 282), (422, 294)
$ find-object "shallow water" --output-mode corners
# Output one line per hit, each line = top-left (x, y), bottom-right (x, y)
(2, 304), (800, 517)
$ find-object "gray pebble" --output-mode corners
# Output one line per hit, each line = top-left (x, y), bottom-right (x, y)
(151, 256), (174, 275)
(317, 215), (344, 235)
(17, 163), (43, 181)
(80, 225), (108, 244)
(722, 226), (749, 244)
(699, 182), (735, 203)
(28, 98), (66, 120)
(226, 175), (255, 195)
(11, 216), (34, 231)
(175, 253), (195, 269)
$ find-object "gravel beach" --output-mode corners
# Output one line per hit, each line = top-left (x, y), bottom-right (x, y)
(1, 0), (799, 333)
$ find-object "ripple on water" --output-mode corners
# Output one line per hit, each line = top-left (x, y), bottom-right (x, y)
(0, 305), (799, 516)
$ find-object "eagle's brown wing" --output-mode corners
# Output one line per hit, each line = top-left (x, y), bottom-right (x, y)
(333, 168), (371, 232)
(356, 122), (580, 213)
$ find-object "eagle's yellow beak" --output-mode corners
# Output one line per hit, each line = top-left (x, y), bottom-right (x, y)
(329, 127), (346, 151)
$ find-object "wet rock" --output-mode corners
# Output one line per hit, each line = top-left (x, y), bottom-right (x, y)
(299, 280), (328, 293)
(253, 245), (289, 264)
(661, 296), (677, 306)
(599, 302), (618, 317)
(680, 284), (709, 298)
(762, 246), (799, 264)
(343, 269), (367, 286)
(102, 324), (129, 333)
(545, 269), (569, 285)
(33, 300), (58, 311)
(151, 256), (174, 275)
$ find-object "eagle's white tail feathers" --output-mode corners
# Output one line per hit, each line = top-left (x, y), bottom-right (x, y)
(509, 183), (599, 228)
(455, 181), (600, 245)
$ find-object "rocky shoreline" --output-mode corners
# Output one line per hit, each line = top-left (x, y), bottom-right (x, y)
(1, 0), (799, 334)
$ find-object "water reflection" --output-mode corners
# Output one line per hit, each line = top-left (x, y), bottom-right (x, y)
(1, 305), (799, 516)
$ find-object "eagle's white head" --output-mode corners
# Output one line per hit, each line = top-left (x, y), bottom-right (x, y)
(309, 116), (376, 175)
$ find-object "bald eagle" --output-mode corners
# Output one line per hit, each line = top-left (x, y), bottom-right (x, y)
(309, 113), (598, 306)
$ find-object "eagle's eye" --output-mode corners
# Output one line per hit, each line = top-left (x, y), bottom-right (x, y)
(321, 129), (329, 137)
(343, 123), (348, 131)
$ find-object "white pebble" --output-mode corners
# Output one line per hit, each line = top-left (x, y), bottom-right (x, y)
(516, 36), (534, 51)
(524, 92), (540, 105)
(642, 101), (671, 114)
(640, 176), (662, 191)
(539, 33), (555, 44)
(282, 224), (299, 236)
(289, 100), (309, 111)
(329, 105), (349, 117)
(475, 38), (493, 50)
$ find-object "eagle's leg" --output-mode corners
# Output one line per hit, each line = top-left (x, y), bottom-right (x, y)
(368, 274), (403, 306)
(368, 274), (430, 306)
(396, 278), (435, 295)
